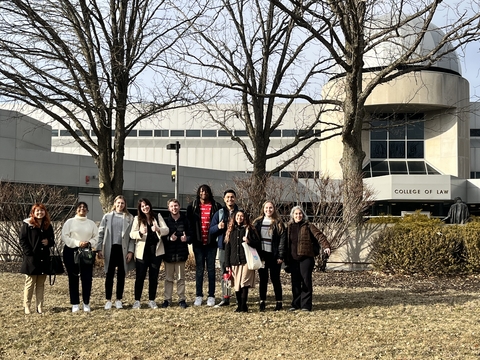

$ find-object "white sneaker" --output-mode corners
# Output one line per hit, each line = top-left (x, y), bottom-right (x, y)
(207, 297), (215, 307)
(115, 300), (123, 309)
(72, 304), (80, 313)
(104, 301), (112, 310)
(83, 304), (91, 312)
(193, 296), (203, 306)
(132, 300), (141, 309)
(148, 300), (158, 309)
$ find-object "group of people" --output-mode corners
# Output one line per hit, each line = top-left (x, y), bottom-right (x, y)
(20, 184), (331, 314)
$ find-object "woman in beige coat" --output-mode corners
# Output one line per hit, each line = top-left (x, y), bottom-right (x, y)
(130, 198), (169, 309)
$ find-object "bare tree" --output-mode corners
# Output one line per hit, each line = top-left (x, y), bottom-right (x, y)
(170, 0), (343, 198)
(0, 0), (199, 211)
(0, 181), (77, 260)
(272, 0), (480, 221)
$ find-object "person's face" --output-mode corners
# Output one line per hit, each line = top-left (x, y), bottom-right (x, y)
(115, 198), (126, 212)
(169, 201), (180, 215)
(140, 201), (150, 214)
(224, 192), (236, 208)
(293, 209), (303, 223)
(264, 202), (274, 218)
(76, 204), (88, 217)
(199, 188), (210, 201)
(34, 207), (45, 219)
(235, 212), (245, 225)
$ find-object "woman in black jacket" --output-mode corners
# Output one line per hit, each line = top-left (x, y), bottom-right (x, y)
(253, 201), (286, 311)
(20, 203), (54, 314)
(225, 210), (260, 312)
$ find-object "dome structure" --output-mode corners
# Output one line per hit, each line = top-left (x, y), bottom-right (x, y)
(363, 17), (461, 75)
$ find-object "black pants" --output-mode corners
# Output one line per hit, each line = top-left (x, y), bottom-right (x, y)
(63, 245), (94, 305)
(290, 256), (314, 311)
(105, 244), (126, 300)
(134, 246), (162, 301)
(258, 252), (283, 302)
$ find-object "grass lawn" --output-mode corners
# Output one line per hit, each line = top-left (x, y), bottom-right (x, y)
(1, 270), (480, 359)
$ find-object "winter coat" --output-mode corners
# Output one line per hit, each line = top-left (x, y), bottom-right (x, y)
(225, 225), (261, 268)
(20, 219), (54, 275)
(286, 220), (330, 263)
(162, 213), (192, 263)
(97, 211), (135, 273)
(186, 199), (222, 248)
(253, 217), (286, 261)
(209, 204), (239, 250)
(130, 214), (168, 260)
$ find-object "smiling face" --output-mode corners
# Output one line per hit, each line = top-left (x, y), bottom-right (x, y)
(140, 201), (150, 214)
(223, 192), (236, 209)
(76, 204), (88, 217)
(168, 201), (180, 215)
(114, 198), (126, 213)
(263, 202), (274, 218)
(293, 209), (304, 223)
(33, 207), (46, 219)
(235, 211), (245, 225)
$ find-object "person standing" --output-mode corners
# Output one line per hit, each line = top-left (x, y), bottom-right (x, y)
(20, 203), (55, 314)
(130, 198), (169, 309)
(253, 201), (286, 311)
(97, 195), (135, 310)
(209, 189), (238, 307)
(285, 206), (331, 312)
(62, 202), (99, 313)
(162, 198), (191, 309)
(186, 184), (221, 307)
(224, 210), (261, 312)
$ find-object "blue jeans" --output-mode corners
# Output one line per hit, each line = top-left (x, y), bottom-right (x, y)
(193, 246), (216, 298)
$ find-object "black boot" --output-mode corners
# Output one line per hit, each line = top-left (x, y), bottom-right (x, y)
(241, 287), (249, 313)
(259, 300), (266, 312)
(235, 291), (242, 312)
(274, 301), (283, 311)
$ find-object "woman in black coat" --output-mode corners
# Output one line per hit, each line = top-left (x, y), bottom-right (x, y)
(20, 203), (55, 314)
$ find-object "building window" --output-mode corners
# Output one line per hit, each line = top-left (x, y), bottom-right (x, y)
(202, 130), (217, 137)
(270, 130), (281, 137)
(126, 130), (137, 137)
(139, 130), (153, 137)
(282, 129), (297, 137)
(170, 130), (184, 137)
(234, 130), (248, 137)
(52, 129), (58, 137)
(154, 130), (169, 137)
(471, 129), (480, 137)
(186, 130), (201, 137)
(218, 130), (230, 137)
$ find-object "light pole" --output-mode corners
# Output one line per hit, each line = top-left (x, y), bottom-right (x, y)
(166, 141), (180, 199)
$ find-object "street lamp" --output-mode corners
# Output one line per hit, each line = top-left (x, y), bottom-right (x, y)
(166, 141), (180, 199)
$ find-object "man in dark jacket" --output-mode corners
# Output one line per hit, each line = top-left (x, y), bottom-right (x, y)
(186, 184), (222, 306)
(162, 198), (192, 309)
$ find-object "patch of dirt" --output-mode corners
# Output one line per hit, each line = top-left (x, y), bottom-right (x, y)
(5, 260), (480, 293)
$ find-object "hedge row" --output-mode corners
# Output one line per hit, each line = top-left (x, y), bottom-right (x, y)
(370, 214), (480, 275)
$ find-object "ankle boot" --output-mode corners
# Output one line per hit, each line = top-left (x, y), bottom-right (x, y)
(259, 300), (266, 312)
(235, 291), (242, 312)
(241, 287), (249, 312)
(274, 301), (283, 311)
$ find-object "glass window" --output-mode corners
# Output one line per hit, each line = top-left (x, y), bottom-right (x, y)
(362, 163), (371, 178)
(52, 129), (58, 137)
(280, 172), (293, 178)
(407, 122), (424, 139)
(218, 130), (230, 137)
(154, 130), (169, 137)
(370, 120), (387, 140)
(407, 141), (424, 158)
(282, 130), (297, 137)
(371, 141), (387, 158)
(389, 161), (408, 174)
(139, 130), (152, 137)
(170, 130), (184, 137)
(60, 130), (70, 136)
(235, 130), (247, 137)
(408, 161), (426, 174)
(389, 141), (405, 158)
(426, 164), (440, 175)
(202, 130), (217, 137)
(314, 129), (321, 137)
(371, 161), (389, 176)
(126, 130), (137, 137)
(186, 130), (201, 137)
(270, 130), (281, 137)
(298, 129), (313, 137)
(389, 125), (405, 139)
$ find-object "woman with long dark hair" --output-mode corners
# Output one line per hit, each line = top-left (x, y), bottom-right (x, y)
(130, 198), (168, 309)
(253, 201), (286, 311)
(62, 202), (98, 312)
(20, 203), (54, 314)
(224, 210), (260, 312)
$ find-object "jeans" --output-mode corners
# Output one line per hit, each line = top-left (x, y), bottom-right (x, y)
(290, 256), (314, 311)
(134, 248), (162, 301)
(105, 244), (126, 300)
(193, 246), (216, 298)
(258, 251), (283, 302)
(63, 245), (94, 305)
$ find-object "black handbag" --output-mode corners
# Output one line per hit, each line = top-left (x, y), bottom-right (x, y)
(74, 244), (95, 266)
(49, 243), (64, 286)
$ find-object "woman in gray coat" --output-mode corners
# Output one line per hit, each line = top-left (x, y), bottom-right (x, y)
(97, 195), (135, 310)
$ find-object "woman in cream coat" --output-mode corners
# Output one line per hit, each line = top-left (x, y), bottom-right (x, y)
(97, 195), (135, 310)
(130, 198), (169, 309)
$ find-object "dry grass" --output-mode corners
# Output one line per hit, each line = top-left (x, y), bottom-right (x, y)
(1, 270), (480, 360)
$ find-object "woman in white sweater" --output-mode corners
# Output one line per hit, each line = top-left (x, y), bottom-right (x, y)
(62, 202), (99, 313)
